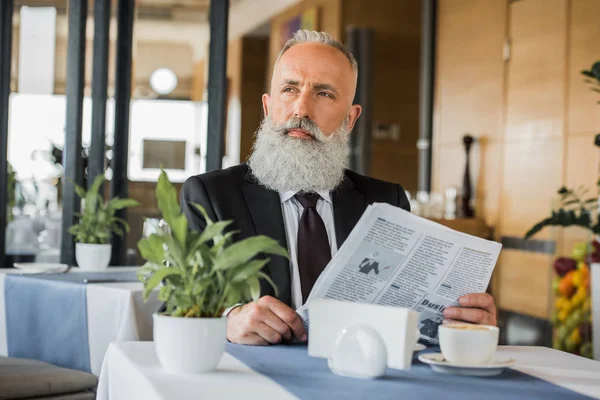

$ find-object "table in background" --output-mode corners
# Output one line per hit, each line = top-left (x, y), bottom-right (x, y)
(0, 267), (162, 375)
(98, 342), (600, 400)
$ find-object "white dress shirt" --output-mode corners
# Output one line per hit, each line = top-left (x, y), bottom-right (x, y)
(279, 190), (338, 310)
(223, 190), (338, 316)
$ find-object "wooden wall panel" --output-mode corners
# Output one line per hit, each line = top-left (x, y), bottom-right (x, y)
(343, 0), (421, 191)
(475, 139), (503, 227)
(191, 60), (205, 101)
(568, 0), (600, 135)
(496, 250), (553, 319)
(561, 133), (600, 254)
(504, 0), (567, 142)
(495, 0), (568, 318)
(240, 37), (269, 162)
(500, 140), (564, 239)
(368, 146), (418, 190)
(433, 0), (506, 147)
(432, 0), (506, 229)
(434, 0), (599, 320)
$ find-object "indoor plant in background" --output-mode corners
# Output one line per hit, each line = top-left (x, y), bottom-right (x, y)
(69, 175), (139, 270)
(137, 170), (288, 373)
(524, 60), (600, 359)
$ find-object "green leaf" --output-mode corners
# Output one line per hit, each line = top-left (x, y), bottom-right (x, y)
(198, 220), (233, 245)
(160, 233), (186, 267)
(211, 230), (240, 254)
(192, 278), (212, 296)
(137, 261), (161, 277)
(156, 170), (180, 226)
(231, 259), (269, 283)
(257, 271), (278, 297)
(213, 236), (288, 271)
(248, 277), (261, 301)
(89, 174), (105, 196)
(109, 198), (140, 210)
(170, 214), (188, 251)
(192, 203), (213, 225)
(524, 216), (555, 239)
(581, 70), (595, 78)
(138, 235), (166, 265)
(85, 176), (105, 213)
(142, 267), (180, 299)
(74, 184), (86, 199)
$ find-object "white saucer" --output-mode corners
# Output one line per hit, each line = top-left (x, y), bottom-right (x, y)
(418, 353), (515, 377)
(13, 263), (69, 274)
(414, 343), (426, 352)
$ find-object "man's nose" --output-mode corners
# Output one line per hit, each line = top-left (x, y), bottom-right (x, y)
(293, 91), (313, 119)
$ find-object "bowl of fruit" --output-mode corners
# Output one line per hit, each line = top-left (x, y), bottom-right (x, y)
(550, 240), (598, 358)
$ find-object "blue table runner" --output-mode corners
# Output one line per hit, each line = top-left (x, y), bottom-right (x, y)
(4, 270), (140, 372)
(227, 343), (593, 400)
(5, 275), (90, 372)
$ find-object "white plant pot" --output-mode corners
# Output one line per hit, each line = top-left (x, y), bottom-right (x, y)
(75, 243), (112, 270)
(153, 314), (227, 373)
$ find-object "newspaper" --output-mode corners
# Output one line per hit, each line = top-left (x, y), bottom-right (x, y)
(296, 203), (502, 345)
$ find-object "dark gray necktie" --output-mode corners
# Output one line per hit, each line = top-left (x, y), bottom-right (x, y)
(295, 193), (331, 303)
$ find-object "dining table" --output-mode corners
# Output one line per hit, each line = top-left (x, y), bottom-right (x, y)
(0, 266), (162, 375)
(97, 341), (600, 400)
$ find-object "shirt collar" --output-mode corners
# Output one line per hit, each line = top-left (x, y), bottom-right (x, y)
(279, 190), (332, 204)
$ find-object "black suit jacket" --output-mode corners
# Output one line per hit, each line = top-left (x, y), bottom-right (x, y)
(180, 163), (410, 306)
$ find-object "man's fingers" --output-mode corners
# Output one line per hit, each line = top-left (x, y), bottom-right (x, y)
(266, 299), (307, 341)
(459, 293), (495, 313)
(253, 322), (284, 344)
(237, 333), (270, 346)
(443, 306), (492, 325)
(260, 310), (293, 342)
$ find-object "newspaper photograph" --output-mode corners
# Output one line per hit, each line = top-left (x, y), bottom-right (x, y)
(297, 203), (502, 344)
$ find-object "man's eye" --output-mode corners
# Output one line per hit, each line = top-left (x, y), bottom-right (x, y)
(282, 87), (295, 93)
(318, 92), (333, 99)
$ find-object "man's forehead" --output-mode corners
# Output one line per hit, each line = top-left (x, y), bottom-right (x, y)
(272, 43), (355, 87)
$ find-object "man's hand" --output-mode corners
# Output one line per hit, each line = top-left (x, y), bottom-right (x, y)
(442, 293), (497, 326)
(227, 296), (307, 345)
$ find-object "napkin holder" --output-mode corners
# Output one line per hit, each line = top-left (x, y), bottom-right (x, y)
(308, 299), (420, 372)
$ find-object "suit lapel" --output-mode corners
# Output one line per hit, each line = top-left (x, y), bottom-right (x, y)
(332, 173), (366, 248)
(241, 171), (291, 306)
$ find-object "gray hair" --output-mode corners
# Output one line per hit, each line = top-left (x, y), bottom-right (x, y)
(276, 30), (358, 72)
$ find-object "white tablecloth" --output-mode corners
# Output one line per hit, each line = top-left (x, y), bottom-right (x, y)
(0, 268), (162, 375)
(98, 342), (294, 400)
(97, 343), (600, 400)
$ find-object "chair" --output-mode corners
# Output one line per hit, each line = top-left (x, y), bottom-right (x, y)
(0, 356), (97, 400)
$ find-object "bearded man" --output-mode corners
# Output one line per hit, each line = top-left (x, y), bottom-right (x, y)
(181, 30), (497, 345)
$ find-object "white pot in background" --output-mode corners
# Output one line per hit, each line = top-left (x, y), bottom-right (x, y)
(153, 314), (227, 373)
(75, 243), (111, 270)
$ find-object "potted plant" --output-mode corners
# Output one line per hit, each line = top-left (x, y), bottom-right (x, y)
(137, 170), (288, 374)
(524, 60), (600, 358)
(69, 174), (139, 270)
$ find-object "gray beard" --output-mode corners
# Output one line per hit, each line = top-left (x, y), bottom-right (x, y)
(247, 115), (350, 193)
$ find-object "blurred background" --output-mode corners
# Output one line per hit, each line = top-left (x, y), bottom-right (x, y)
(1, 0), (599, 350)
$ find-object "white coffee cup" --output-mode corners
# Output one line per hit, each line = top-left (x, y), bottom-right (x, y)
(438, 324), (499, 365)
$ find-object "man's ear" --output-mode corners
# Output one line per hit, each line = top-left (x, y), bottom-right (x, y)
(262, 94), (270, 117)
(346, 104), (362, 131)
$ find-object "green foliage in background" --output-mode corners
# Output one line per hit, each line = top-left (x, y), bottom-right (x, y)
(137, 170), (288, 318)
(68, 175), (140, 244)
